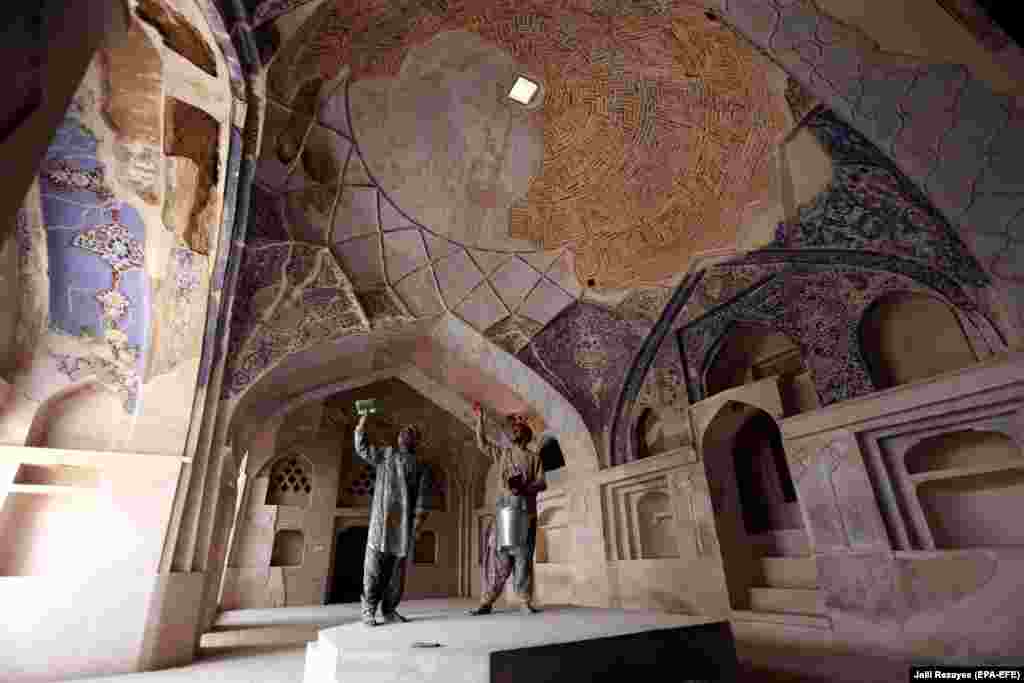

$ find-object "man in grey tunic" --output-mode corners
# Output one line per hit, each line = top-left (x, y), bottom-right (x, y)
(354, 413), (433, 626)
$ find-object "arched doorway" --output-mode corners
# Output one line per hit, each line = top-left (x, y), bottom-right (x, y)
(327, 526), (369, 604)
(220, 317), (603, 615)
(732, 412), (801, 538)
(700, 402), (813, 613)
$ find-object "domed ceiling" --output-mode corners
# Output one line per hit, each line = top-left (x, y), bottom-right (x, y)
(265, 0), (790, 291)
(229, 0), (794, 401)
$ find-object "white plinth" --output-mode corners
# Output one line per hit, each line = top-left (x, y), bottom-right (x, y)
(303, 604), (731, 683)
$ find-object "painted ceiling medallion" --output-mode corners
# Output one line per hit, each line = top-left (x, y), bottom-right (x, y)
(280, 1), (789, 291)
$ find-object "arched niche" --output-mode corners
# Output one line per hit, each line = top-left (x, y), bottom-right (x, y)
(704, 323), (814, 416)
(859, 292), (977, 390)
(636, 491), (679, 559)
(264, 453), (313, 508)
(918, 469), (1024, 548)
(23, 381), (115, 449)
(226, 316), (600, 477)
(906, 430), (1022, 475)
(732, 411), (800, 535)
(269, 529), (304, 567)
(217, 317), (600, 616)
(699, 400), (806, 609)
(635, 408), (656, 461)
(634, 405), (691, 460)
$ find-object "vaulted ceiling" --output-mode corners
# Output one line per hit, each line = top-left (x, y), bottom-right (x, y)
(228, 0), (794, 401)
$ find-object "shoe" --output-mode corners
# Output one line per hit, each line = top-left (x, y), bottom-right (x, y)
(467, 605), (493, 616)
(381, 610), (409, 623)
(520, 603), (539, 615)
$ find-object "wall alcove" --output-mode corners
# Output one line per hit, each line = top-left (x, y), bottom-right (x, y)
(860, 292), (977, 390)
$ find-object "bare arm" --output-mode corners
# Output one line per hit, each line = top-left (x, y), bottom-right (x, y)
(474, 404), (500, 463)
(354, 414), (384, 465)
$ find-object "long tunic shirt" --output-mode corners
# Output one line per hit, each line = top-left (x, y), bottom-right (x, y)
(355, 427), (433, 558)
(476, 426), (547, 517)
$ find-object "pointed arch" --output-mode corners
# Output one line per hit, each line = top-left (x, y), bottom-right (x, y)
(226, 315), (600, 475)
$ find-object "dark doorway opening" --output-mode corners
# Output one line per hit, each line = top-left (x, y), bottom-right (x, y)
(538, 437), (566, 472)
(327, 526), (369, 604)
(732, 411), (800, 535)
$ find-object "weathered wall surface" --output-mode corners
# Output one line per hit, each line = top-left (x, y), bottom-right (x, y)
(0, 1), (256, 680)
(1, 1), (240, 457)
(762, 357), (1024, 667)
(225, 376), (482, 608)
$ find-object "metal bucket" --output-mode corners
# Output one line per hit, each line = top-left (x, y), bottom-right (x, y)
(496, 499), (529, 549)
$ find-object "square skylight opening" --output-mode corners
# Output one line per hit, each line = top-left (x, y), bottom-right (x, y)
(508, 76), (539, 105)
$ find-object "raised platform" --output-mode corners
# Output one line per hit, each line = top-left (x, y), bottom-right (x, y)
(304, 604), (738, 683)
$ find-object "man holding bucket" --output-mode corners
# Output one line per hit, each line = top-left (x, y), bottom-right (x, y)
(468, 403), (547, 616)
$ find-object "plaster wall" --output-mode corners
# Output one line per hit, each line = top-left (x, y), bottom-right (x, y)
(224, 383), (466, 609)
(0, 236), (19, 374)
(0, 452), (184, 682)
(0, 1), (238, 457)
(223, 437), (338, 609)
(777, 354), (1024, 664)
(469, 448), (733, 618)
(0, 572), (162, 682)
(814, 0), (1023, 95)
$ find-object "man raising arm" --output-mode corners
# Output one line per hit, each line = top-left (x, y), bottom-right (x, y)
(355, 413), (431, 626)
(469, 403), (546, 616)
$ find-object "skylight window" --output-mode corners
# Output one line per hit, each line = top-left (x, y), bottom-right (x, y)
(508, 76), (539, 105)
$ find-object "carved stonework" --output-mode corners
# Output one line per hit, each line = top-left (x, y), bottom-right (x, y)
(602, 466), (694, 561)
(676, 469), (716, 558)
(786, 431), (857, 476)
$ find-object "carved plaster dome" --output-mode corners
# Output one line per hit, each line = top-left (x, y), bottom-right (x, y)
(266, 0), (790, 292)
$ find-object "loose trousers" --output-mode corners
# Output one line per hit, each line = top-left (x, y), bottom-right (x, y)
(480, 517), (538, 605)
(362, 545), (408, 615)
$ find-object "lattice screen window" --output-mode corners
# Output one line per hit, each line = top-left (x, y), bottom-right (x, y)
(265, 454), (313, 507)
(348, 463), (376, 499)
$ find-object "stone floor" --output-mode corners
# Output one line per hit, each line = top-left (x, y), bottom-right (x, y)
(75, 645), (308, 683)
(75, 648), (831, 683)
(305, 603), (730, 683)
(71, 600), (896, 683)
